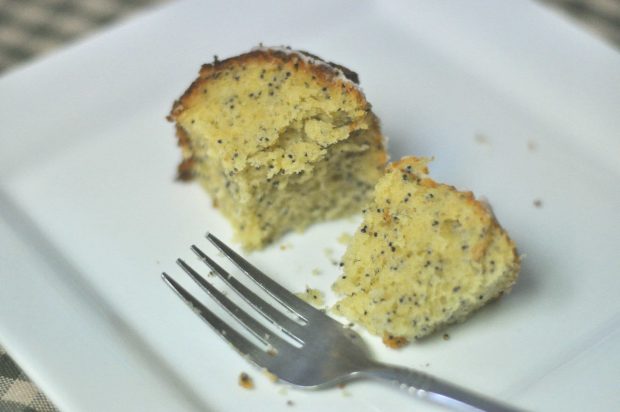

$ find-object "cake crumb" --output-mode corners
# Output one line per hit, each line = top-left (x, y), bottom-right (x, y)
(527, 139), (538, 152)
(311, 268), (322, 276)
(295, 287), (325, 307)
(239, 372), (254, 389)
(338, 232), (353, 245)
(533, 199), (543, 208)
(382, 334), (408, 348)
(263, 369), (278, 383)
(286, 400), (294, 406)
(442, 333), (450, 341)
(475, 133), (490, 145)
(324, 248), (339, 266)
(279, 242), (293, 251)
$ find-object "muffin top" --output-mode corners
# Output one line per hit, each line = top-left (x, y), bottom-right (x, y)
(168, 47), (374, 174)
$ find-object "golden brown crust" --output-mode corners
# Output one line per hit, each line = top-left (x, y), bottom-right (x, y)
(168, 47), (368, 122)
(389, 156), (519, 266)
(295, 49), (360, 84)
(166, 49), (382, 181)
(168, 47), (385, 183)
(174, 125), (195, 181)
(388, 156), (430, 175)
(176, 157), (195, 181)
(175, 124), (190, 148)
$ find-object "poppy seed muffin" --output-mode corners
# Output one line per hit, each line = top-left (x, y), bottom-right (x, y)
(332, 157), (520, 345)
(168, 47), (387, 249)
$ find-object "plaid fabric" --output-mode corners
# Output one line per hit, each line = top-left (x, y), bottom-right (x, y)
(0, 0), (168, 73)
(0, 345), (58, 412)
(540, 0), (620, 47)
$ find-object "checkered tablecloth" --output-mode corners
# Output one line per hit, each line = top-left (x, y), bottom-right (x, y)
(0, 0), (168, 73)
(0, 0), (618, 411)
(0, 2), (168, 410)
(541, 0), (620, 47)
(0, 346), (58, 412)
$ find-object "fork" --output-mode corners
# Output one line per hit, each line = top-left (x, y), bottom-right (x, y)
(162, 233), (520, 412)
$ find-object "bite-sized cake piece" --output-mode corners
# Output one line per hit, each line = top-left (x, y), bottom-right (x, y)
(168, 46), (387, 249)
(332, 157), (520, 345)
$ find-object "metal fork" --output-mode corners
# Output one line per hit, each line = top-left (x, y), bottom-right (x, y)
(162, 233), (519, 412)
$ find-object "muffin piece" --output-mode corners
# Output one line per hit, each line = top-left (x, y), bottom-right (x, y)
(168, 46), (387, 249)
(332, 157), (520, 344)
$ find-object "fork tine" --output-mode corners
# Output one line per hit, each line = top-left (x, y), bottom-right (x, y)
(190, 246), (306, 342)
(205, 233), (319, 320)
(161, 273), (274, 367)
(176, 259), (293, 351)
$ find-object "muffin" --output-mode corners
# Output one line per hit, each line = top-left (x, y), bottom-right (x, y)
(168, 46), (387, 249)
(332, 157), (520, 345)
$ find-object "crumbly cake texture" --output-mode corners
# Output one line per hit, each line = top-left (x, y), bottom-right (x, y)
(332, 157), (520, 344)
(168, 47), (387, 249)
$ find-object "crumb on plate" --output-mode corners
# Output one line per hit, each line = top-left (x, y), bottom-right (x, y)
(475, 133), (490, 145)
(263, 369), (278, 383)
(279, 242), (293, 251)
(323, 247), (339, 265)
(338, 232), (353, 245)
(239, 372), (254, 389)
(382, 334), (408, 349)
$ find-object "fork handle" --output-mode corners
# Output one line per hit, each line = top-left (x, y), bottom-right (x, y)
(361, 363), (521, 412)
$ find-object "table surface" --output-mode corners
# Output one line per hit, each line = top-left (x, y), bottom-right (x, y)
(0, 0), (618, 411)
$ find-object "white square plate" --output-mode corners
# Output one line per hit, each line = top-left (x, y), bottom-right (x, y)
(1, 1), (619, 411)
